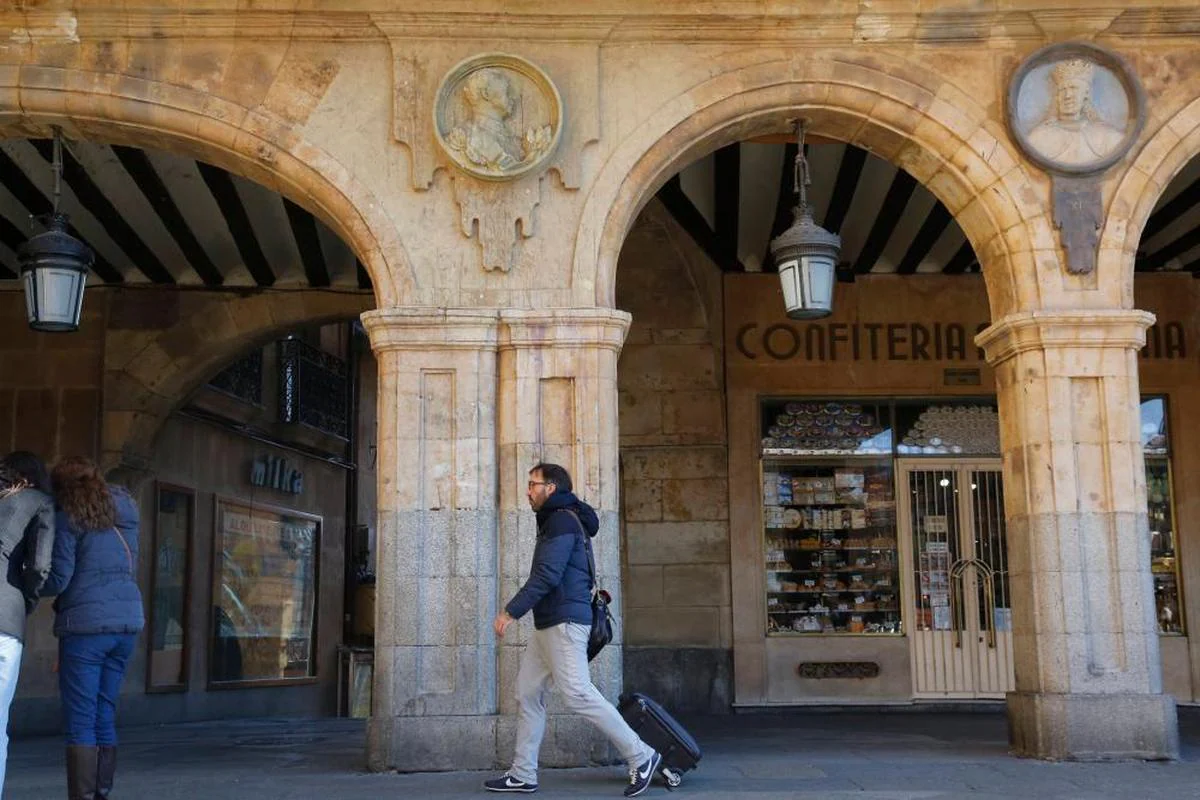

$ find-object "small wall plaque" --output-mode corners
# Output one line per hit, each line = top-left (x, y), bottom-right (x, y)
(943, 367), (981, 386)
(797, 661), (881, 679)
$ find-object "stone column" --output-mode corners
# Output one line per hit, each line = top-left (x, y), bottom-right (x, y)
(362, 308), (501, 771)
(495, 308), (632, 767)
(977, 310), (1179, 760)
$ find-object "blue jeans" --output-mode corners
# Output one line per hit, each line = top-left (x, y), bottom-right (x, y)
(59, 634), (136, 746)
(0, 633), (23, 796)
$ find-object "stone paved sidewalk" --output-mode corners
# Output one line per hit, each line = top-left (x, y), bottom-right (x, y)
(7, 709), (1200, 799)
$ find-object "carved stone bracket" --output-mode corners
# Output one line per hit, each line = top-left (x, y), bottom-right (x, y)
(1052, 175), (1102, 275)
(452, 172), (543, 273)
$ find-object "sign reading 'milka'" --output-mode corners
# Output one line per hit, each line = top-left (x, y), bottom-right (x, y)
(726, 275), (1188, 365)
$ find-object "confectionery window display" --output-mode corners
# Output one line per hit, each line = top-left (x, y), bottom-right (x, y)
(761, 399), (901, 636)
(1142, 396), (1184, 635)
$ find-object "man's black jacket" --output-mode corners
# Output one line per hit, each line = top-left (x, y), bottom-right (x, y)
(505, 490), (599, 629)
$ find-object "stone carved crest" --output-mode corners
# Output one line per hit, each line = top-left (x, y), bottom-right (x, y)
(1007, 43), (1145, 275)
(435, 55), (563, 182)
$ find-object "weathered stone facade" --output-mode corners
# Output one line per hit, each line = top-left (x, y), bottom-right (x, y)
(2, 0), (1197, 765)
(617, 201), (732, 713)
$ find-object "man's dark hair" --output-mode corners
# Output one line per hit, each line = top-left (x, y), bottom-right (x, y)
(530, 462), (572, 493)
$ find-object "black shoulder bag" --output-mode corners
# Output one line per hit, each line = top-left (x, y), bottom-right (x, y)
(564, 510), (614, 662)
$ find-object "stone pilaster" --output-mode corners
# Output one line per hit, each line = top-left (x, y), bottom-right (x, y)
(978, 310), (1179, 760)
(361, 308), (502, 772)
(495, 308), (632, 767)
(360, 307), (632, 772)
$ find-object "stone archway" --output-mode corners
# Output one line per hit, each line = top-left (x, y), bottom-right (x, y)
(581, 52), (1179, 760)
(574, 54), (1055, 321)
(1, 66), (412, 308)
(101, 290), (373, 484)
(1100, 94), (1200, 306)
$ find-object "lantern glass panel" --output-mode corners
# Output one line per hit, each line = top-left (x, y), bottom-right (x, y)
(26, 263), (87, 332)
(778, 258), (801, 311)
(802, 254), (835, 312)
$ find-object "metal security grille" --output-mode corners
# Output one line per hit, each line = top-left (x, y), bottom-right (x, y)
(902, 460), (1014, 699)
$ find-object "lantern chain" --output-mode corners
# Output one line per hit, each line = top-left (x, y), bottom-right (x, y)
(793, 119), (811, 216)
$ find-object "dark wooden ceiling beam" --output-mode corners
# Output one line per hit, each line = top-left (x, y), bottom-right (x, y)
(823, 145), (867, 236)
(896, 204), (952, 275)
(282, 198), (331, 288)
(1139, 225), (1200, 272)
(0, 147), (123, 283)
(763, 142), (799, 273)
(853, 170), (917, 274)
(713, 143), (741, 271)
(196, 162), (276, 287)
(111, 145), (224, 286)
(658, 176), (745, 272)
(1143, 176), (1200, 243)
(30, 139), (175, 284)
(941, 241), (978, 274)
(0, 211), (31, 268)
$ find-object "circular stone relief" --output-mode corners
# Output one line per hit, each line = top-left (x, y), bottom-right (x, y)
(1007, 41), (1145, 176)
(433, 53), (563, 182)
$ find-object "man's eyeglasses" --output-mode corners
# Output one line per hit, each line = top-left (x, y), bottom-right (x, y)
(527, 481), (553, 489)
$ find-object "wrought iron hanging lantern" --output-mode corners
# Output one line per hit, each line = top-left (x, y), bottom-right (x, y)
(19, 129), (93, 333)
(769, 120), (841, 320)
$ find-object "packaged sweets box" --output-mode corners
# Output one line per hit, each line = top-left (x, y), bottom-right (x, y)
(834, 470), (865, 489)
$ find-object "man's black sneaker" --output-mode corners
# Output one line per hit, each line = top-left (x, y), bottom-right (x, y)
(484, 773), (538, 793)
(624, 751), (662, 797)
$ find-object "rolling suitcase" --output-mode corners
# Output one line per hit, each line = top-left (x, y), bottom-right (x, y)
(618, 693), (701, 790)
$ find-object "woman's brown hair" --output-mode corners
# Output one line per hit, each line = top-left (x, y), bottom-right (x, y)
(52, 456), (115, 532)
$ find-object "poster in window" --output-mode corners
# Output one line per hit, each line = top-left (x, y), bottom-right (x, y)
(211, 499), (320, 684)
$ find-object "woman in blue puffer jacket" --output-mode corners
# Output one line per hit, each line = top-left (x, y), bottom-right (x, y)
(42, 456), (143, 800)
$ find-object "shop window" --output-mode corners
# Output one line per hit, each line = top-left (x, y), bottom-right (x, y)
(1142, 397), (1183, 635)
(761, 400), (901, 635)
(211, 499), (321, 686)
(147, 485), (194, 692)
(894, 401), (1000, 456)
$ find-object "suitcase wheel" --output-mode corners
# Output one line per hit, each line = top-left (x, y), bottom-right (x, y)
(660, 766), (682, 789)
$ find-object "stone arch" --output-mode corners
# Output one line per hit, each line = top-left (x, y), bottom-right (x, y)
(1, 67), (412, 307)
(1100, 96), (1200, 307)
(101, 290), (372, 484)
(575, 55), (1056, 320)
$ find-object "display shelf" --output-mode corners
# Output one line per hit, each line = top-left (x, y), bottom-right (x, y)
(1146, 454), (1183, 634)
(762, 446), (901, 635)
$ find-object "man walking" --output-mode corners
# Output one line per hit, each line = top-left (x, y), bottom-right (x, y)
(486, 463), (661, 796)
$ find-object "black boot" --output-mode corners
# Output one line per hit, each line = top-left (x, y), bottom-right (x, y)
(66, 745), (98, 800)
(96, 746), (116, 798)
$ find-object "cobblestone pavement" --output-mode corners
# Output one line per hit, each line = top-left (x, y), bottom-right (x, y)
(7, 709), (1200, 799)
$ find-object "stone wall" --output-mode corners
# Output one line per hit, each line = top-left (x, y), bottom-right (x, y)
(616, 200), (732, 713)
(0, 291), (105, 463)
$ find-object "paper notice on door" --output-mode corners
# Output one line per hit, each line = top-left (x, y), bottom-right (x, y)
(933, 606), (952, 630)
(924, 515), (949, 534)
(994, 607), (1012, 632)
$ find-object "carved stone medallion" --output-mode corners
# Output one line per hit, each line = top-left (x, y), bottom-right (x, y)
(434, 53), (563, 182)
(1007, 41), (1144, 177)
(1007, 43), (1145, 275)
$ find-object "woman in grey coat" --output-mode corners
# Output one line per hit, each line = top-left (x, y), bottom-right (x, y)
(0, 451), (55, 798)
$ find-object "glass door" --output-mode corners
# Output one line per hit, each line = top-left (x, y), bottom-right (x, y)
(899, 459), (1013, 699)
